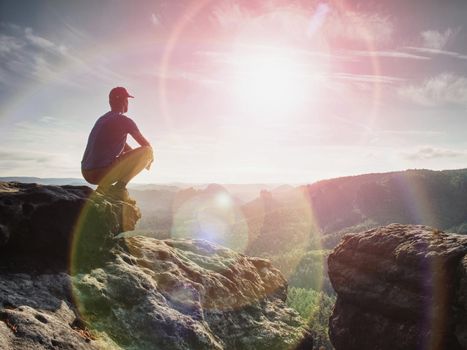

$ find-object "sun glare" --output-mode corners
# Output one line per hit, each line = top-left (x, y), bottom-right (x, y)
(231, 51), (318, 116)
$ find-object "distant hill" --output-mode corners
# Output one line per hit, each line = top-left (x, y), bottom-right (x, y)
(128, 168), (467, 256)
(243, 168), (467, 254)
(133, 183), (280, 202)
(0, 177), (279, 202)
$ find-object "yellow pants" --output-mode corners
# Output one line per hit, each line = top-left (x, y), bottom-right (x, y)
(82, 146), (153, 186)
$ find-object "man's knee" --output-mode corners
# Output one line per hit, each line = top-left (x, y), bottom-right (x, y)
(116, 146), (153, 171)
(138, 146), (153, 161)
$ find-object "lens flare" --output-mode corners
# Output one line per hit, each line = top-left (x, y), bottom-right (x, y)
(307, 3), (331, 36)
(171, 187), (249, 253)
(57, 0), (406, 345)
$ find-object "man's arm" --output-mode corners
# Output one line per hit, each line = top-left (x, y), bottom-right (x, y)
(130, 129), (154, 170)
(131, 130), (151, 148)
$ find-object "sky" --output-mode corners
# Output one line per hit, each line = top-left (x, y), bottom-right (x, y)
(0, 0), (467, 184)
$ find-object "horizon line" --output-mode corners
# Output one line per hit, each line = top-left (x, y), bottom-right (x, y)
(2, 167), (466, 187)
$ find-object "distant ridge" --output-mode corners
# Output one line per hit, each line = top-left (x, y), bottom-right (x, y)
(243, 167), (467, 254)
(0, 177), (282, 199)
(0, 177), (88, 186)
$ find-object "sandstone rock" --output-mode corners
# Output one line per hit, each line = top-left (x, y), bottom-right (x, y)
(0, 273), (104, 349)
(0, 224), (9, 248)
(455, 255), (467, 347)
(328, 223), (467, 350)
(73, 236), (312, 350)
(0, 182), (140, 271)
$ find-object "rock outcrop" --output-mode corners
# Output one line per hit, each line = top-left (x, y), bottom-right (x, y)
(0, 182), (140, 271)
(0, 182), (312, 349)
(328, 223), (467, 350)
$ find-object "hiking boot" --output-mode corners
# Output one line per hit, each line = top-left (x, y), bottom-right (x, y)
(95, 185), (110, 195)
(108, 185), (135, 204)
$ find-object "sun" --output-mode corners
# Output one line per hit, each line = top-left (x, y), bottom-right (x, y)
(231, 50), (317, 117)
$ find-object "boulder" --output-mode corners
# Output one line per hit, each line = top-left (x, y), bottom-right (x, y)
(328, 223), (467, 350)
(73, 236), (311, 349)
(0, 182), (140, 271)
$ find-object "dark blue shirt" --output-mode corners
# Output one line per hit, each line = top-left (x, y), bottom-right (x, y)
(81, 111), (139, 170)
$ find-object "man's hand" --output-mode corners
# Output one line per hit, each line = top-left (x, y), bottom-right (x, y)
(146, 159), (153, 170)
(145, 147), (154, 170)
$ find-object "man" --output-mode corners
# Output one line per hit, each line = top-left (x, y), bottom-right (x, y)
(81, 87), (153, 200)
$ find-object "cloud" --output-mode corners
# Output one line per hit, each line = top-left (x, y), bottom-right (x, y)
(24, 27), (67, 54)
(348, 50), (430, 60)
(11, 118), (87, 143)
(405, 46), (467, 60)
(0, 23), (123, 89)
(0, 149), (79, 177)
(380, 130), (443, 137)
(421, 28), (458, 50)
(212, 3), (314, 44)
(147, 65), (223, 88)
(404, 28), (467, 60)
(151, 13), (160, 26)
(334, 73), (404, 84)
(403, 147), (465, 160)
(398, 73), (467, 107)
(324, 10), (393, 45)
(212, 2), (393, 46)
(0, 24), (70, 86)
(0, 117), (86, 177)
(0, 149), (61, 168)
(0, 34), (23, 54)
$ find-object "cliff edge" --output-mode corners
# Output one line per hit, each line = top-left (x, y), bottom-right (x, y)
(0, 182), (312, 349)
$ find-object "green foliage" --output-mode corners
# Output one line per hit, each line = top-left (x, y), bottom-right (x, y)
(266, 248), (307, 279)
(263, 249), (335, 294)
(287, 287), (336, 350)
(448, 222), (467, 234)
(322, 219), (379, 249)
(287, 250), (334, 294)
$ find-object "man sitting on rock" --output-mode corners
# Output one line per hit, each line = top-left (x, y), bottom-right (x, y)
(81, 86), (153, 200)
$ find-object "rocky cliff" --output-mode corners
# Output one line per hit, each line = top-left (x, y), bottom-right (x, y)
(0, 182), (312, 349)
(328, 223), (467, 350)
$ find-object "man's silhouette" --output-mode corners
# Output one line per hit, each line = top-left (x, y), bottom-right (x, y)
(81, 87), (153, 200)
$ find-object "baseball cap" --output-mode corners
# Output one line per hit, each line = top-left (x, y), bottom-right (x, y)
(109, 87), (134, 100)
